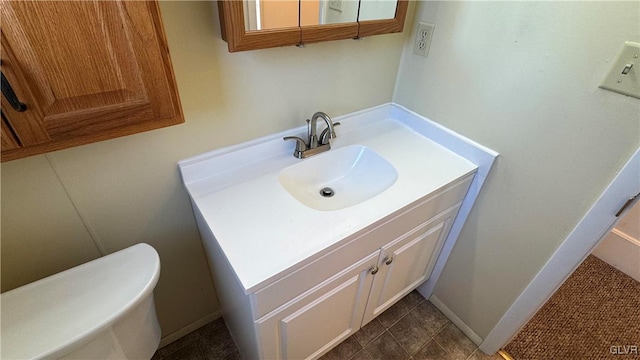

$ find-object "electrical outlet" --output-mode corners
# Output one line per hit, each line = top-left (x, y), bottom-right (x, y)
(413, 22), (434, 57)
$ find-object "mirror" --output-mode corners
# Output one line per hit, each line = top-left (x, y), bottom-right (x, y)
(218, 0), (408, 52)
(358, 0), (399, 21)
(244, 0), (359, 31)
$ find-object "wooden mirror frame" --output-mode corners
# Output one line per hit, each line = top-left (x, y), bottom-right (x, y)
(218, 0), (409, 52)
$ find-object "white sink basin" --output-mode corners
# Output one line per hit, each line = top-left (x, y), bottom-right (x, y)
(278, 145), (398, 211)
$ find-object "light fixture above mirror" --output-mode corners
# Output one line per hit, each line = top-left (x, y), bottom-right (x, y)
(218, 0), (408, 52)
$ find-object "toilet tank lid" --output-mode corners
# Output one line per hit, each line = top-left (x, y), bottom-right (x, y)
(1, 243), (161, 360)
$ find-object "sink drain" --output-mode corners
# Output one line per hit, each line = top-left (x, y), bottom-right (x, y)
(319, 187), (335, 197)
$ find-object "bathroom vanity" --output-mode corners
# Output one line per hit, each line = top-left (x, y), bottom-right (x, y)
(179, 104), (497, 360)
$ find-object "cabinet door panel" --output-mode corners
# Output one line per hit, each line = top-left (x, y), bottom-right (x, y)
(0, 32), (50, 146)
(0, 0), (182, 160)
(257, 251), (379, 360)
(362, 205), (460, 325)
(2, 1), (177, 136)
(1, 115), (21, 151)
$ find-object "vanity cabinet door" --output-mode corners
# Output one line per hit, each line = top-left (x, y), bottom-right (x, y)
(362, 206), (459, 325)
(256, 251), (379, 360)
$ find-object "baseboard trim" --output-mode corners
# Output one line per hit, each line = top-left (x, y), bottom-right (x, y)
(159, 310), (222, 348)
(429, 295), (483, 346)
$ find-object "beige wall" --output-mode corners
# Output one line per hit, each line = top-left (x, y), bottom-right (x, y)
(0, 1), (406, 337)
(394, 1), (640, 338)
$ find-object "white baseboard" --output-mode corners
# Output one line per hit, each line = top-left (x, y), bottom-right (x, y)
(429, 295), (483, 346)
(158, 310), (223, 348)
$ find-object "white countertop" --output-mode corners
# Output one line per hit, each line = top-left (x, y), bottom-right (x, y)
(179, 105), (478, 293)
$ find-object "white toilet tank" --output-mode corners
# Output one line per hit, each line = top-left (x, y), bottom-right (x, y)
(1, 243), (162, 360)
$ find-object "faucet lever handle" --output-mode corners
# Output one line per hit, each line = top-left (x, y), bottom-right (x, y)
(283, 136), (308, 159)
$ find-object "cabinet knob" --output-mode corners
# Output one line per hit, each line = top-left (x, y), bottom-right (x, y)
(384, 257), (394, 266)
(370, 266), (379, 275)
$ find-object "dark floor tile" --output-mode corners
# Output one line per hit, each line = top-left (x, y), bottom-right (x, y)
(433, 323), (477, 359)
(193, 317), (226, 339)
(413, 340), (455, 360)
(224, 348), (243, 360)
(403, 290), (426, 307)
(197, 325), (239, 360)
(350, 349), (374, 360)
(377, 306), (404, 329)
(354, 318), (386, 347)
(158, 332), (198, 357)
(389, 313), (431, 355)
(364, 331), (410, 360)
(151, 350), (162, 360)
(320, 336), (362, 360)
(163, 342), (205, 360)
(410, 301), (450, 336)
(377, 291), (426, 328)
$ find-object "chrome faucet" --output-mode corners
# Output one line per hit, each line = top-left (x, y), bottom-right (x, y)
(283, 111), (340, 158)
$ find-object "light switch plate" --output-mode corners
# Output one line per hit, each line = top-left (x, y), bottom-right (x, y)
(328, 0), (342, 12)
(599, 41), (640, 99)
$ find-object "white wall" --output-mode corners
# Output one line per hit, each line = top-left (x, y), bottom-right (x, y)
(0, 1), (407, 337)
(394, 1), (640, 339)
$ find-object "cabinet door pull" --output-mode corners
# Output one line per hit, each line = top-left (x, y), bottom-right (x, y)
(615, 193), (639, 217)
(384, 257), (394, 265)
(370, 266), (379, 275)
(1, 72), (27, 112)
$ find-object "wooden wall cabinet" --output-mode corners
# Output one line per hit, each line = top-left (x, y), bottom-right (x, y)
(0, 0), (183, 162)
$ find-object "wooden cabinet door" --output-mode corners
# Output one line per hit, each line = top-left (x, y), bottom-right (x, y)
(1, 114), (20, 151)
(0, 0), (182, 161)
(362, 206), (459, 325)
(256, 251), (379, 360)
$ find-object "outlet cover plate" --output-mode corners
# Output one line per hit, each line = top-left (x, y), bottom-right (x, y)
(599, 41), (640, 99)
(414, 22), (435, 57)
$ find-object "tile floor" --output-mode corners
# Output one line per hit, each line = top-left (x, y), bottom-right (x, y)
(152, 291), (503, 360)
